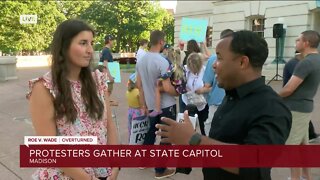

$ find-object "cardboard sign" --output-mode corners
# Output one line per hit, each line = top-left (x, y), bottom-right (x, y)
(108, 62), (121, 83)
(129, 116), (150, 145)
(180, 18), (208, 42)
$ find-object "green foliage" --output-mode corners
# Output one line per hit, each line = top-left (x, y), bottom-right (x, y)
(162, 10), (175, 46)
(0, 0), (174, 54)
(56, 1), (93, 19)
(80, 0), (174, 52)
(0, 1), (65, 54)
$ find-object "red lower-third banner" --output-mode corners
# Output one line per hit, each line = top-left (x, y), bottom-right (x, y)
(20, 145), (320, 167)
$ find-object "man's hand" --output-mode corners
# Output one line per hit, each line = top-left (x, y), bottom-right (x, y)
(279, 75), (303, 97)
(109, 76), (115, 83)
(155, 111), (195, 145)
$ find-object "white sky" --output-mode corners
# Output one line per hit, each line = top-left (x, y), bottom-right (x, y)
(160, 1), (177, 12)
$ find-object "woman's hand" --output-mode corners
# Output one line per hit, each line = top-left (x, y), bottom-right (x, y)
(195, 88), (203, 94)
(109, 76), (115, 83)
(195, 86), (211, 94)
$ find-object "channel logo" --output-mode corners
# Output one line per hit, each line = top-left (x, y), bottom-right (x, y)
(20, 15), (37, 24)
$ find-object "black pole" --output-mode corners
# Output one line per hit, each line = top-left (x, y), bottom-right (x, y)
(267, 37), (283, 84)
(276, 38), (279, 81)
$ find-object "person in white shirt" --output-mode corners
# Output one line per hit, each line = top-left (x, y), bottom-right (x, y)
(182, 52), (209, 135)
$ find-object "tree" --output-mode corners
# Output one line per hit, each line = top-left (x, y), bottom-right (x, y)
(0, 0), (174, 54)
(56, 1), (93, 19)
(81, 0), (174, 52)
(0, 1), (65, 54)
(162, 11), (174, 46)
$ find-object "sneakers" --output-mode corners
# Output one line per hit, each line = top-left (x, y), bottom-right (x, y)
(155, 169), (176, 179)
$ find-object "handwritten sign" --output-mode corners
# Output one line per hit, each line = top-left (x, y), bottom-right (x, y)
(180, 18), (208, 42)
(108, 62), (121, 83)
(129, 116), (150, 145)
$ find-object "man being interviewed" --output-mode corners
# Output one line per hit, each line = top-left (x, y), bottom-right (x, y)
(155, 30), (292, 180)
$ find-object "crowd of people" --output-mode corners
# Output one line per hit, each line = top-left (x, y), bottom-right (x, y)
(27, 18), (320, 180)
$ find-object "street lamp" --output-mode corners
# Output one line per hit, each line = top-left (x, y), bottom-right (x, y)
(126, 44), (129, 52)
(125, 44), (130, 69)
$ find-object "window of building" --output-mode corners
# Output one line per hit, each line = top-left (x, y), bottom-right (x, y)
(251, 17), (265, 38)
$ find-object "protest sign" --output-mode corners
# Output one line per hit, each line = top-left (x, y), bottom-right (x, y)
(108, 62), (121, 83)
(180, 18), (208, 42)
(129, 116), (150, 145)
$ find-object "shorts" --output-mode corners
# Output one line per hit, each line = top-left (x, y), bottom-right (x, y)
(286, 111), (311, 145)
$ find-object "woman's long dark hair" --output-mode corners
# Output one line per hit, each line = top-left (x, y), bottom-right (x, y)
(51, 19), (104, 123)
(187, 39), (201, 53)
(183, 40), (201, 65)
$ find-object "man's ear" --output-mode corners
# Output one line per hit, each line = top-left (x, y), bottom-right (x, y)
(304, 40), (310, 48)
(240, 56), (250, 69)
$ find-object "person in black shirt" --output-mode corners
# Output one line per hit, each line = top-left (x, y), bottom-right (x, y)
(283, 51), (301, 86)
(100, 35), (114, 63)
(156, 30), (292, 180)
(100, 34), (115, 95)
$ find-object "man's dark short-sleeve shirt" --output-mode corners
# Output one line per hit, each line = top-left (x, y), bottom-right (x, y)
(283, 58), (299, 86)
(100, 47), (113, 63)
(284, 53), (320, 112)
(203, 77), (292, 180)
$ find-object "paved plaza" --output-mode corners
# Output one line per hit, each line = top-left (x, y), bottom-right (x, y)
(0, 66), (320, 180)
